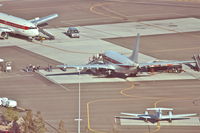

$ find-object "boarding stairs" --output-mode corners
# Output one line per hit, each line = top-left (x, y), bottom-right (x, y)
(38, 28), (55, 40)
(193, 55), (200, 71)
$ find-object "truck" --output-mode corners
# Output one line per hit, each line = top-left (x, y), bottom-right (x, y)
(145, 60), (183, 73)
(0, 97), (17, 108)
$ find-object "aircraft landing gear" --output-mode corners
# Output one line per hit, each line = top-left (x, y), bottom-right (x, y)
(105, 70), (115, 77)
(28, 37), (34, 42)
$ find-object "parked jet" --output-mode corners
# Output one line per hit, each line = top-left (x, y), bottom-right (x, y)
(116, 108), (197, 123)
(57, 33), (196, 77)
(0, 12), (58, 40)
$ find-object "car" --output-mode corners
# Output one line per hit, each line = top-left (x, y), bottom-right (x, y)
(66, 27), (80, 38)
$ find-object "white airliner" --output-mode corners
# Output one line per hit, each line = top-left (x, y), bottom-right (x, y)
(0, 12), (58, 40)
(116, 108), (197, 123)
(57, 33), (197, 77)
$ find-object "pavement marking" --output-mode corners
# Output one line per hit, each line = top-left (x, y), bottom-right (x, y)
(87, 98), (139, 133)
(120, 80), (136, 97)
(120, 81), (171, 100)
(90, 1), (128, 21)
(152, 96), (200, 129)
(118, 81), (200, 128)
(100, 3), (128, 20)
(120, 81), (160, 133)
(149, 124), (160, 133)
(89, 0), (200, 39)
(86, 81), (159, 133)
(89, 0), (200, 23)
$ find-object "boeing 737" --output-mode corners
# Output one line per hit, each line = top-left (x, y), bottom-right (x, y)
(57, 33), (196, 77)
(116, 108), (197, 123)
(0, 12), (58, 40)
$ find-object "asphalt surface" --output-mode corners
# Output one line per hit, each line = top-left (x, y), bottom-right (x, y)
(0, 0), (200, 133)
(1, 0), (200, 27)
(104, 32), (200, 60)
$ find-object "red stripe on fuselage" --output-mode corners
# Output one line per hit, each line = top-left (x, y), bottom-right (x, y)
(0, 19), (29, 30)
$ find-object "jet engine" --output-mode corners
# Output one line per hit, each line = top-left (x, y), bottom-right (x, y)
(145, 111), (149, 115)
(144, 111), (149, 122)
(0, 31), (9, 39)
(168, 111), (173, 123)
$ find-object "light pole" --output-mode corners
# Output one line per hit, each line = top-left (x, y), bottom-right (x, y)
(75, 68), (82, 133)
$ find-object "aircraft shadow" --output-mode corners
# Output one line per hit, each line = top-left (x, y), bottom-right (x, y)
(8, 33), (32, 41)
(45, 71), (129, 79)
(45, 71), (90, 76)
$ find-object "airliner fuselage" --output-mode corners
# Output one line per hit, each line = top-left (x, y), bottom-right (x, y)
(0, 13), (39, 37)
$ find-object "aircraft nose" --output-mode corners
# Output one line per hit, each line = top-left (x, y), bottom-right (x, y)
(35, 28), (40, 35)
(31, 29), (40, 37)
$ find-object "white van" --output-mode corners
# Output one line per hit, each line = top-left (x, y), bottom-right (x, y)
(66, 27), (80, 38)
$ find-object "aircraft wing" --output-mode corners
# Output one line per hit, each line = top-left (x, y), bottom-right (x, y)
(120, 112), (151, 119)
(121, 112), (142, 116)
(57, 64), (116, 70)
(115, 116), (143, 120)
(147, 108), (173, 111)
(161, 114), (197, 119)
(139, 60), (195, 67)
(30, 14), (58, 25)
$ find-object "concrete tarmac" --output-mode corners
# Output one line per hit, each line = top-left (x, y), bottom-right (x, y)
(119, 117), (200, 126)
(0, 0), (200, 133)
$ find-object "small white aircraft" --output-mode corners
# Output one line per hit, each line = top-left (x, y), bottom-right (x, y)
(0, 12), (58, 40)
(116, 108), (197, 123)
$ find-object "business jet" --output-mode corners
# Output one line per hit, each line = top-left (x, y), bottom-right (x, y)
(0, 12), (58, 40)
(116, 107), (197, 123)
(57, 33), (197, 77)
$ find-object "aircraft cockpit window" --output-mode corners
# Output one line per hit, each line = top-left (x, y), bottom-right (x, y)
(29, 27), (37, 29)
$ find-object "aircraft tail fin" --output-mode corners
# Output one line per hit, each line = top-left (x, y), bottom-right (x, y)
(129, 33), (140, 63)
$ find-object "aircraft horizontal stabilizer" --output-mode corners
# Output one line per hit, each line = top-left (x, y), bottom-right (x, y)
(30, 14), (58, 25)
(115, 116), (145, 120)
(147, 108), (173, 111)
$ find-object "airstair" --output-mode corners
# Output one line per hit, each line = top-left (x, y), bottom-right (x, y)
(192, 55), (200, 71)
(38, 28), (55, 40)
